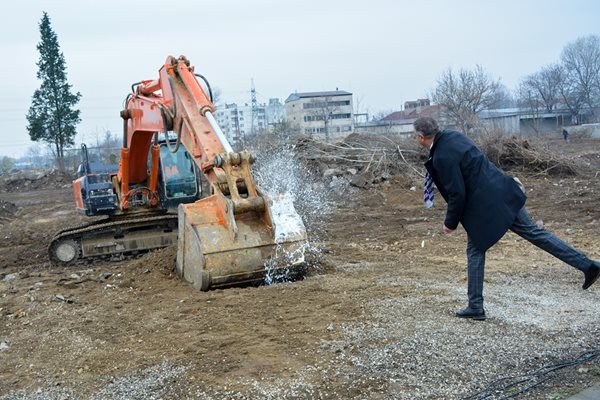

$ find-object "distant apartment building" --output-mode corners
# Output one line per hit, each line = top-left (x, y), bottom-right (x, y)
(214, 99), (289, 146)
(214, 103), (267, 147)
(284, 90), (354, 138)
(265, 98), (285, 129)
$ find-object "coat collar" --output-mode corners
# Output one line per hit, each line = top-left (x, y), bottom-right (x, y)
(429, 129), (447, 156)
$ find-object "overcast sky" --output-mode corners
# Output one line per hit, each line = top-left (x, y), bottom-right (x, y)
(1, 0), (599, 158)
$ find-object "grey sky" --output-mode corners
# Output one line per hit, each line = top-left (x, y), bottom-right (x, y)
(1, 0), (599, 157)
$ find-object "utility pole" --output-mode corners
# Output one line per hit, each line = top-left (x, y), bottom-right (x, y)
(250, 78), (258, 136)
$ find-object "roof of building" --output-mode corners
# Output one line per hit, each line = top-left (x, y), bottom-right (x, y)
(285, 90), (352, 103)
(381, 111), (407, 121)
(381, 105), (440, 122)
(418, 105), (440, 117)
(478, 108), (521, 118)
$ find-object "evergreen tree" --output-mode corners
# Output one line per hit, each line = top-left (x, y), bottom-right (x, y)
(26, 12), (81, 170)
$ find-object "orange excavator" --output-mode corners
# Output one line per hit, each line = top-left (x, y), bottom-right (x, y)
(49, 55), (308, 290)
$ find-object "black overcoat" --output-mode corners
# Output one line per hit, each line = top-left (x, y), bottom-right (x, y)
(424, 130), (526, 251)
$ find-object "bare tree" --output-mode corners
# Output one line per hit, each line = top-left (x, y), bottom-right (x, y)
(557, 67), (585, 123)
(99, 130), (120, 164)
(560, 35), (600, 121)
(25, 144), (44, 168)
(271, 119), (302, 142)
(516, 81), (544, 133)
(518, 64), (563, 113)
(517, 64), (564, 132)
(431, 65), (502, 133)
(352, 94), (370, 124)
(305, 96), (341, 142)
(490, 83), (515, 108)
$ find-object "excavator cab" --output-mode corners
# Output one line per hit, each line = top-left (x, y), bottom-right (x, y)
(157, 142), (202, 209)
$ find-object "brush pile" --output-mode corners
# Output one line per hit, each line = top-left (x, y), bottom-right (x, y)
(476, 134), (579, 176)
(291, 133), (424, 189)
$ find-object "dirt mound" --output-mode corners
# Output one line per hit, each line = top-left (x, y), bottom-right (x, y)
(129, 245), (178, 276)
(0, 200), (19, 221)
(0, 169), (72, 192)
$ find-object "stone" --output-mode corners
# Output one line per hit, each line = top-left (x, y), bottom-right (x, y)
(3, 273), (19, 282)
(98, 272), (112, 281)
(323, 168), (343, 178)
(350, 175), (368, 188)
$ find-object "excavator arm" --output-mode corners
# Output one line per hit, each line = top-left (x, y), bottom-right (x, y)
(119, 56), (308, 290)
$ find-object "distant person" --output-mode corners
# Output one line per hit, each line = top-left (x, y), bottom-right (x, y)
(562, 128), (570, 142)
(414, 117), (599, 320)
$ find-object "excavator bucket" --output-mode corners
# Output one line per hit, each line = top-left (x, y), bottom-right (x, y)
(176, 191), (308, 291)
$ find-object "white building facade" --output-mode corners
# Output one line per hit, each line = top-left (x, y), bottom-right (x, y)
(214, 103), (267, 147)
(284, 90), (354, 139)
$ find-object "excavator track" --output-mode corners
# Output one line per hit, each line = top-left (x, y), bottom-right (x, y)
(49, 213), (179, 265)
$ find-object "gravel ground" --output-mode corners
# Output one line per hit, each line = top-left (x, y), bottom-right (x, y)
(4, 264), (597, 400)
(325, 263), (600, 399)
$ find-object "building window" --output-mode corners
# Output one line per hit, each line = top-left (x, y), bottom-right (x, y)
(302, 100), (350, 109)
(331, 113), (351, 120)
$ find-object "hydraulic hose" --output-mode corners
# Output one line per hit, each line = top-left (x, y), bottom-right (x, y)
(195, 73), (214, 103)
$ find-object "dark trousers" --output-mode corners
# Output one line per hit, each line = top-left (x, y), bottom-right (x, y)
(467, 207), (591, 309)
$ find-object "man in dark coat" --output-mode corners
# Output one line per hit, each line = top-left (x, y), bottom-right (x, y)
(414, 117), (600, 320)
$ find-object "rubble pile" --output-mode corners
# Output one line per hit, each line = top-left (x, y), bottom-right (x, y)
(0, 169), (72, 192)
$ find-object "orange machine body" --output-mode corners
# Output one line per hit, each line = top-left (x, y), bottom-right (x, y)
(115, 55), (307, 290)
(117, 57), (222, 211)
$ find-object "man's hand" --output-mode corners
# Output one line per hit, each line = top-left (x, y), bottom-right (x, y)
(443, 225), (455, 234)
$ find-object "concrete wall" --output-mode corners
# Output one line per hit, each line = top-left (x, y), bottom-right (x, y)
(354, 122), (413, 136)
(519, 115), (567, 135)
(569, 123), (600, 137)
(480, 115), (520, 134)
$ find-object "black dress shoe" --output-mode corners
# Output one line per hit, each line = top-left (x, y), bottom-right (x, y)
(583, 262), (600, 290)
(456, 307), (486, 320)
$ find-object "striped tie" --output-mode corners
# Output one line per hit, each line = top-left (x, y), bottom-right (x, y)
(424, 172), (434, 208)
